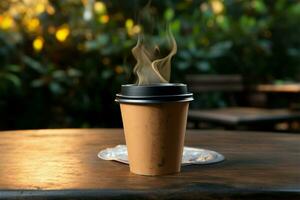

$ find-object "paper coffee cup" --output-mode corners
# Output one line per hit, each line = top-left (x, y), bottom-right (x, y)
(116, 83), (193, 176)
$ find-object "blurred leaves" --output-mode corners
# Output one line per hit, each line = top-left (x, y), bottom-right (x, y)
(252, 0), (267, 14)
(0, 0), (299, 129)
(164, 8), (174, 21)
(84, 34), (109, 51)
(207, 41), (232, 58)
(0, 70), (21, 88)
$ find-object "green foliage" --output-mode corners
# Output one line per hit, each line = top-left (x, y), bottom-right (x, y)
(0, 0), (299, 129)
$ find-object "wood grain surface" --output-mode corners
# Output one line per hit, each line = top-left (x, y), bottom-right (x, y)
(0, 129), (299, 199)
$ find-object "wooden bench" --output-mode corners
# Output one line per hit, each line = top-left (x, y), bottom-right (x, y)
(186, 74), (300, 130)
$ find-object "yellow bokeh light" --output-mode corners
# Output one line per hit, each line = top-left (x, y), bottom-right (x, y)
(8, 5), (26, 17)
(94, 2), (106, 14)
(7, 0), (50, 18)
(55, 26), (70, 42)
(33, 36), (44, 52)
(99, 15), (109, 24)
(211, 0), (224, 14)
(46, 5), (55, 15)
(125, 19), (134, 30)
(35, 3), (45, 14)
(25, 18), (40, 32)
(0, 15), (14, 30)
(115, 66), (124, 74)
(131, 25), (141, 35)
(125, 19), (141, 36)
(127, 25), (141, 36)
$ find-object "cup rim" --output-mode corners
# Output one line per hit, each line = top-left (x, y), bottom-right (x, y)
(121, 83), (186, 87)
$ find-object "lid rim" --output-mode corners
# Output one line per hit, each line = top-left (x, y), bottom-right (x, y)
(115, 97), (194, 104)
(122, 83), (186, 87)
(116, 93), (193, 99)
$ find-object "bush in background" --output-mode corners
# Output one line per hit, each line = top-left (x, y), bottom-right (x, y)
(0, 0), (299, 129)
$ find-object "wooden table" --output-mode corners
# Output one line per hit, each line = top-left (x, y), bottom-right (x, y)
(0, 129), (299, 199)
(256, 83), (300, 93)
(189, 107), (300, 127)
(255, 83), (300, 110)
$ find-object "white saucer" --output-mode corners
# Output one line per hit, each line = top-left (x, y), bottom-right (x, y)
(98, 145), (225, 166)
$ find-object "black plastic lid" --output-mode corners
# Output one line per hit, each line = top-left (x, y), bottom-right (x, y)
(115, 83), (193, 104)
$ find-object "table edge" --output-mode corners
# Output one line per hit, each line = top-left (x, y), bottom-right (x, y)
(0, 188), (299, 200)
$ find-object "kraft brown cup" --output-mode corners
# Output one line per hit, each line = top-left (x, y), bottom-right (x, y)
(116, 83), (193, 176)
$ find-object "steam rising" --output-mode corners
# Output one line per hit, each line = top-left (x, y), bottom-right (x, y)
(132, 28), (177, 85)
